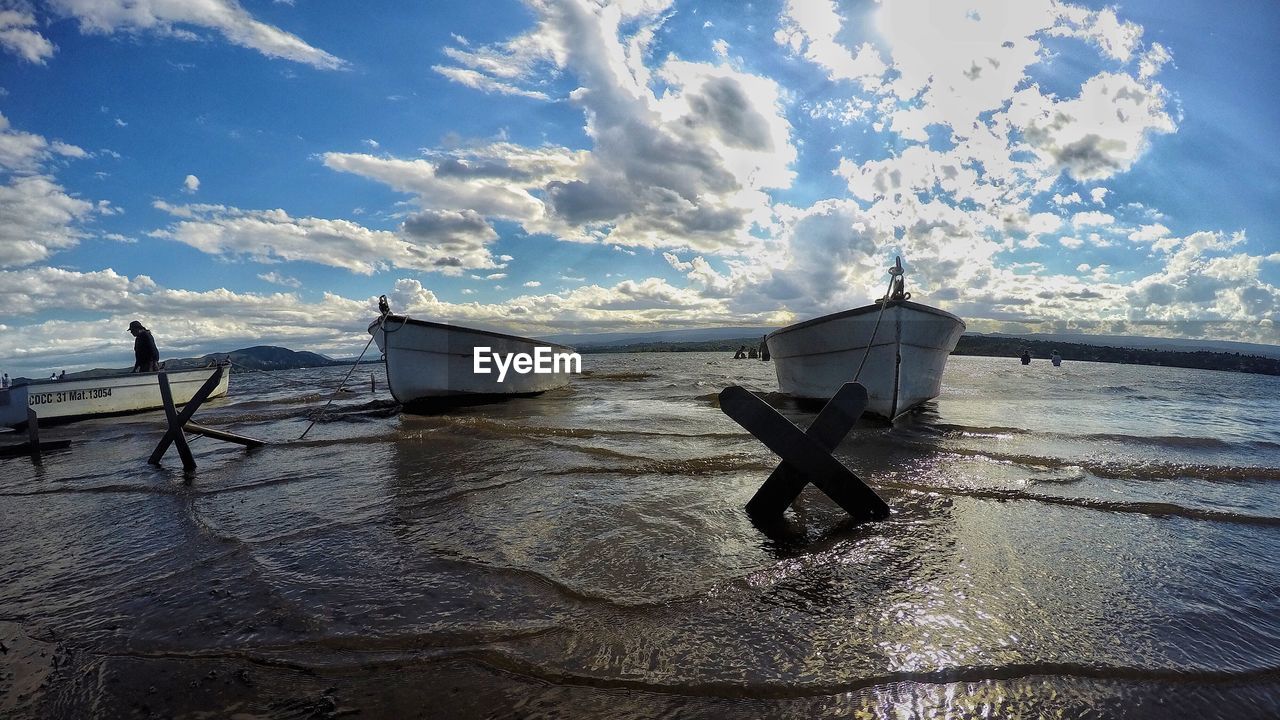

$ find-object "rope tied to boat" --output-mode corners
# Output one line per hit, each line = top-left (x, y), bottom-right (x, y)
(852, 259), (903, 382)
(296, 301), (391, 441)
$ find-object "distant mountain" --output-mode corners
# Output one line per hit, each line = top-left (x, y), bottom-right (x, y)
(8, 346), (353, 385)
(167, 345), (350, 371)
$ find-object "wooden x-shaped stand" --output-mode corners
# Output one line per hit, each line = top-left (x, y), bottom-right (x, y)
(720, 382), (890, 524)
(148, 366), (225, 472)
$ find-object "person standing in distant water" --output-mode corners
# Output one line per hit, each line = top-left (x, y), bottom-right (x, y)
(758, 335), (770, 361)
(1051, 350), (1062, 367)
(1020, 349), (1031, 365)
(129, 320), (160, 372)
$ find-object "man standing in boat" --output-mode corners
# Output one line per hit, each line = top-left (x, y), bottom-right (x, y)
(129, 320), (160, 372)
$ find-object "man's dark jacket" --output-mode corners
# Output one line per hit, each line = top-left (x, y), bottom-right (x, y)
(134, 330), (159, 370)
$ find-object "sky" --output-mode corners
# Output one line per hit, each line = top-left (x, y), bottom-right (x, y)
(0, 0), (1277, 376)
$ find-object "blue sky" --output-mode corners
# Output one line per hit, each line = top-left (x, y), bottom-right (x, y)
(1, 0), (1277, 375)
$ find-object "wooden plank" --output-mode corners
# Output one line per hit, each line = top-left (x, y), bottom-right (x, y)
(147, 366), (224, 466)
(720, 385), (889, 522)
(0, 440), (71, 458)
(183, 422), (265, 448)
(156, 372), (196, 471)
(745, 382), (868, 521)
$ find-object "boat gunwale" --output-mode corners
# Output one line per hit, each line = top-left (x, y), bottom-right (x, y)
(766, 300), (965, 342)
(7, 366), (229, 391)
(369, 315), (576, 353)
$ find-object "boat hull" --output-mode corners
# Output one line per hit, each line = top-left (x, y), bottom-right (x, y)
(369, 316), (574, 405)
(766, 301), (965, 420)
(0, 366), (231, 428)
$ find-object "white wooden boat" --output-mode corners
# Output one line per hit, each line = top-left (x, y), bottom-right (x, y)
(0, 366), (231, 428)
(766, 258), (965, 421)
(369, 311), (576, 406)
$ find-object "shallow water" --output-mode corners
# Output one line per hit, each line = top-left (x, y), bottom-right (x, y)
(2, 354), (1279, 718)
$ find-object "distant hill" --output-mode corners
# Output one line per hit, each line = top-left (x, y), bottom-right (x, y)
(167, 345), (350, 371)
(7, 346), (351, 384)
(980, 332), (1280, 360)
(955, 335), (1279, 375)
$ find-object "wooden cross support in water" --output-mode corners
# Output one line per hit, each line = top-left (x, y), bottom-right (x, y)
(147, 366), (226, 472)
(719, 382), (890, 524)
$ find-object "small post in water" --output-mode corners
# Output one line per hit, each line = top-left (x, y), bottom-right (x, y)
(26, 408), (40, 463)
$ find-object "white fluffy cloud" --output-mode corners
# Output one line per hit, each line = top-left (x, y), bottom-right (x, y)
(0, 274), (376, 374)
(0, 112), (87, 170)
(1015, 73), (1175, 181)
(151, 202), (499, 275)
(377, 0), (796, 253)
(0, 114), (100, 267)
(324, 143), (583, 226)
(44, 0), (345, 69)
(0, 175), (96, 266)
(0, 7), (55, 63)
(258, 271), (300, 288)
(1127, 232), (1280, 337)
(775, 0), (885, 87)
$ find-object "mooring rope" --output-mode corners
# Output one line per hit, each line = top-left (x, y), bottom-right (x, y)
(297, 315), (387, 441)
(852, 273), (899, 382)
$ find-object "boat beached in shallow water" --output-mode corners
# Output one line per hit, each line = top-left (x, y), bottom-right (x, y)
(766, 257), (965, 421)
(369, 304), (576, 407)
(0, 365), (231, 428)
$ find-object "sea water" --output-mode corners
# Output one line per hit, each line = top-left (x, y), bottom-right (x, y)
(1, 354), (1279, 718)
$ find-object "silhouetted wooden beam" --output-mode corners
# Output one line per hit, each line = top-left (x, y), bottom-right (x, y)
(745, 382), (870, 522)
(183, 422), (264, 449)
(720, 383), (889, 523)
(148, 366), (224, 470)
(0, 409), (71, 460)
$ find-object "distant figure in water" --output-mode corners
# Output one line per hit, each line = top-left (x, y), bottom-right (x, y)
(758, 335), (770, 361)
(1, 373), (8, 388)
(1020, 349), (1031, 365)
(734, 345), (747, 359)
(129, 320), (160, 372)
(1051, 350), (1062, 367)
